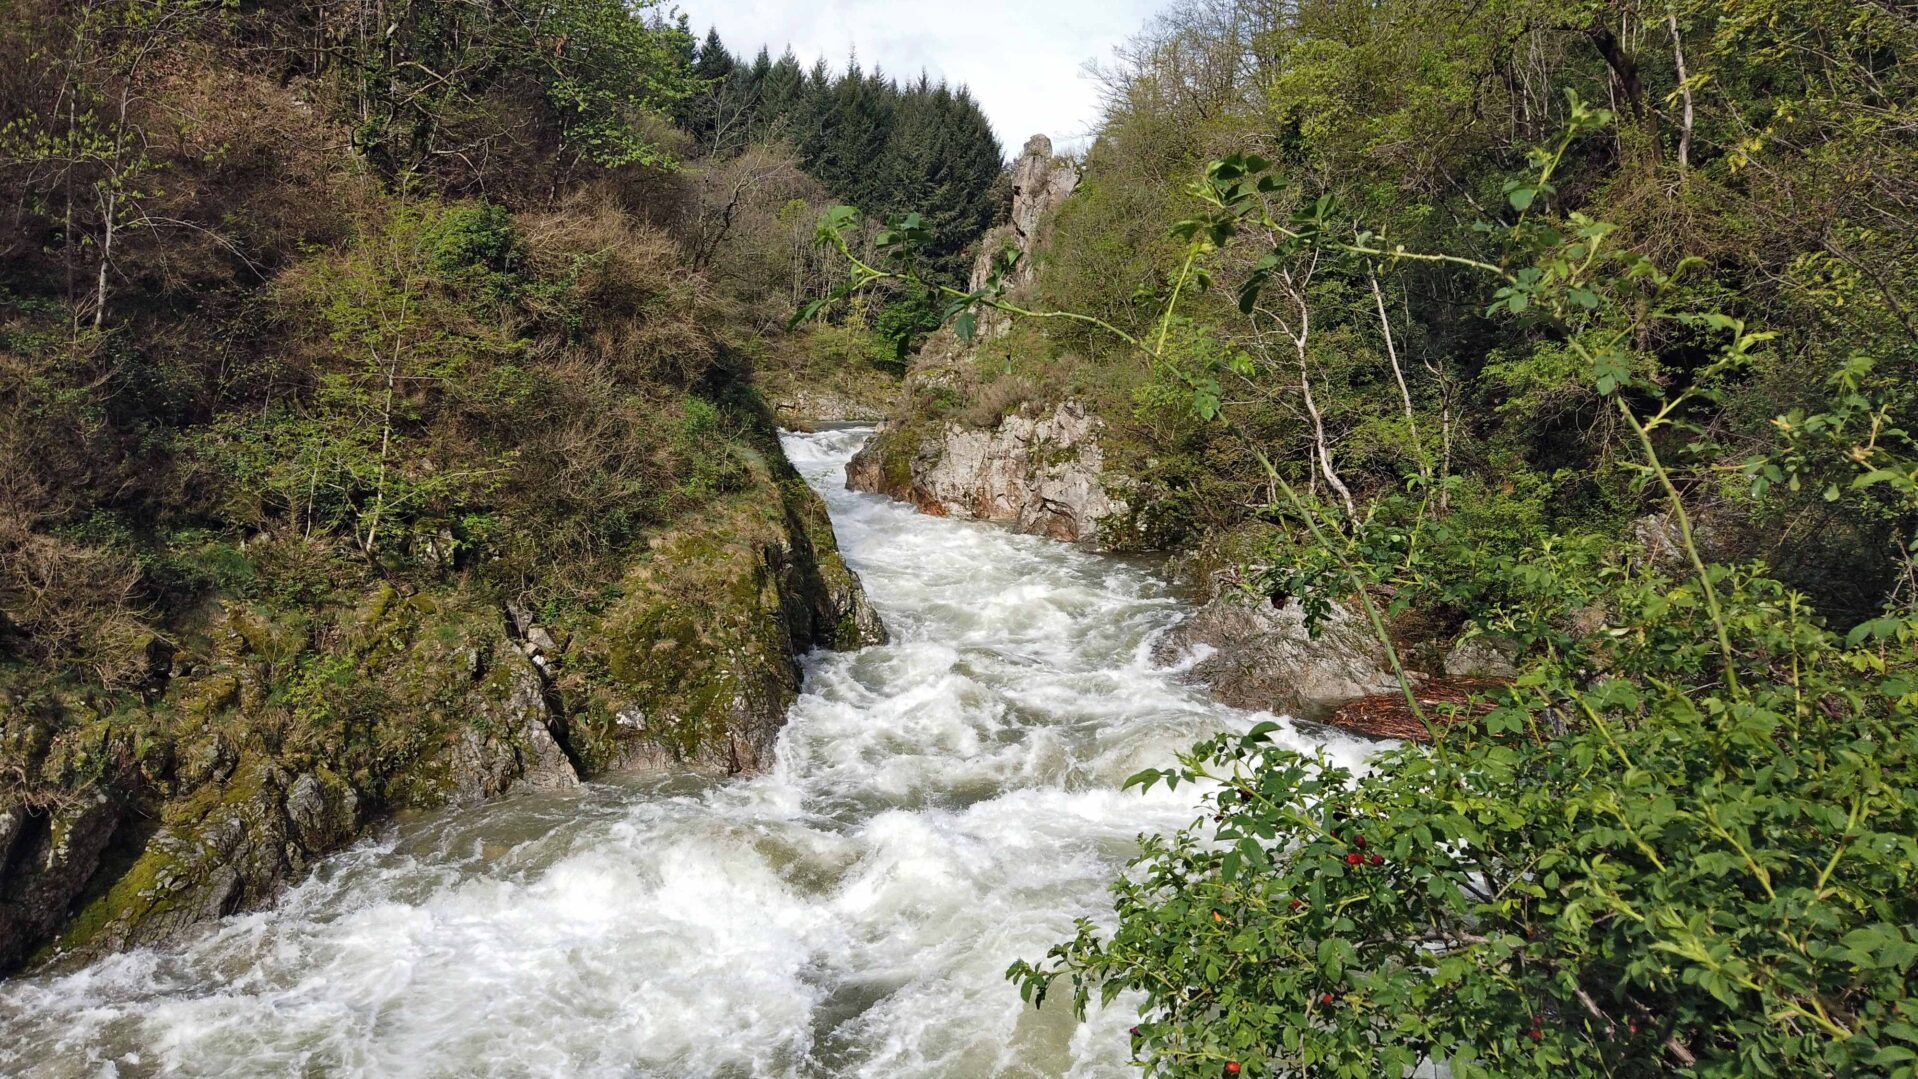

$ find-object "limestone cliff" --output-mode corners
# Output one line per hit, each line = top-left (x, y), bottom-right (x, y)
(848, 136), (1129, 545)
(969, 135), (1081, 322)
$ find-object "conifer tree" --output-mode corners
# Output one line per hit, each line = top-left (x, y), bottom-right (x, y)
(679, 33), (1006, 280)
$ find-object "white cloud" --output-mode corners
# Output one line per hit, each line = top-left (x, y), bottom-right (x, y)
(674, 0), (1169, 156)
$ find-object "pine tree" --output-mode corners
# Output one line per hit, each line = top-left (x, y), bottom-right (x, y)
(673, 33), (1005, 276)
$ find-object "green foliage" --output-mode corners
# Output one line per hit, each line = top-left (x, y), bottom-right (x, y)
(809, 14), (1918, 1066)
(993, 85), (1918, 1076)
(344, 0), (695, 176)
(1016, 576), (1918, 1076)
(678, 34), (1003, 281)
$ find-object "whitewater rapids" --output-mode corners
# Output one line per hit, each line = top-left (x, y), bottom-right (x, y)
(0, 428), (1372, 1078)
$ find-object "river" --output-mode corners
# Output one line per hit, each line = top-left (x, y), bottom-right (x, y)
(0, 428), (1372, 1078)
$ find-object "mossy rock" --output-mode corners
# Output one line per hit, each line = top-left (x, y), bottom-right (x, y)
(567, 457), (883, 774)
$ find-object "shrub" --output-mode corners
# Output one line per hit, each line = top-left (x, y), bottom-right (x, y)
(1014, 555), (1918, 1077)
(1001, 117), (1918, 1078)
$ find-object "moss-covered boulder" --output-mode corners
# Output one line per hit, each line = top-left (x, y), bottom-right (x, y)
(563, 448), (884, 775)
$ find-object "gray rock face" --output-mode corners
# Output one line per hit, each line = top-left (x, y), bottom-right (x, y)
(768, 389), (890, 429)
(446, 648), (580, 806)
(57, 762), (364, 961)
(1156, 588), (1403, 723)
(969, 134), (1080, 339)
(847, 400), (1125, 544)
(1443, 635), (1521, 680)
(0, 793), (122, 973)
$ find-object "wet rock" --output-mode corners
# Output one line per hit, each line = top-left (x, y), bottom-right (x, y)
(0, 792), (123, 973)
(283, 772), (359, 852)
(573, 466), (885, 778)
(1157, 589), (1403, 723)
(448, 650), (580, 804)
(5, 418), (879, 973)
(847, 400), (1125, 545)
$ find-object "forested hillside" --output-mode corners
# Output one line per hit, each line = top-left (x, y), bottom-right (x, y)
(679, 31), (1004, 281)
(0, 0), (984, 974)
(814, 0), (1918, 1073)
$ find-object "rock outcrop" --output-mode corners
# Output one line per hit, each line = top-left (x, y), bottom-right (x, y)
(970, 135), (1079, 337)
(847, 400), (1125, 544)
(766, 387), (891, 429)
(1, 421), (884, 976)
(564, 453), (886, 775)
(1155, 587), (1404, 724)
(0, 790), (122, 975)
(843, 136), (1123, 545)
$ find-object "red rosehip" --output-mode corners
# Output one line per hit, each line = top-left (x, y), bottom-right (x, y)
(1529, 1026), (1543, 1041)
(1345, 852), (1363, 865)
(1353, 834), (1367, 848)
(1225, 1064), (1242, 1076)
(1288, 898), (1304, 911)
(1319, 993), (1335, 1004)
(1368, 853), (1383, 866)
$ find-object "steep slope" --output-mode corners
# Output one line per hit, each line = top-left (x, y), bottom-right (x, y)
(0, 0), (889, 976)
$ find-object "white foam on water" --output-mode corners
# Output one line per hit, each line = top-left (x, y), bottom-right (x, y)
(0, 427), (1377, 1078)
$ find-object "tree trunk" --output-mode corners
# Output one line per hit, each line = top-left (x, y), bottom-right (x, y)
(1667, 8), (1694, 170)
(1369, 270), (1427, 482)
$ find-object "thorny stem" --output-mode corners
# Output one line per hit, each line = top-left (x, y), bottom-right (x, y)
(1615, 396), (1741, 695)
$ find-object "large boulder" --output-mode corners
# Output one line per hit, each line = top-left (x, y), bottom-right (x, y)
(847, 400), (1125, 544)
(563, 456), (886, 776)
(1156, 588), (1403, 723)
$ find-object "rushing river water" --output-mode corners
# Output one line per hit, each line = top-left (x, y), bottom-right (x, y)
(0, 428), (1373, 1078)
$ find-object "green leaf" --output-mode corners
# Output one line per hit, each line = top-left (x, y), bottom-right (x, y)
(786, 298), (826, 330)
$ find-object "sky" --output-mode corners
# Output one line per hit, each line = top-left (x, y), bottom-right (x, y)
(676, 0), (1170, 156)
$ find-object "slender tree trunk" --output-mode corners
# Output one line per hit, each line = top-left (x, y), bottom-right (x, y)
(363, 266), (413, 557)
(363, 370), (396, 555)
(1667, 7), (1694, 170)
(1369, 270), (1426, 482)
(1278, 270), (1354, 517)
(1588, 17), (1646, 121)
(93, 188), (115, 328)
(1298, 350), (1354, 518)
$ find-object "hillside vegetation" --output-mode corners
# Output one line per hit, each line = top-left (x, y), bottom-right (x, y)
(0, 0), (993, 973)
(810, 0), (1918, 1073)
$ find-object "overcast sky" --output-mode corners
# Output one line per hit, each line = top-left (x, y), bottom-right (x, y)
(676, 0), (1169, 156)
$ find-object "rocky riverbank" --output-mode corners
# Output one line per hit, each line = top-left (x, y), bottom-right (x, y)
(0, 414), (883, 977)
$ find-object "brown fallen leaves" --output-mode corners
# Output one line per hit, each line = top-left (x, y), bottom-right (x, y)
(1326, 678), (1510, 743)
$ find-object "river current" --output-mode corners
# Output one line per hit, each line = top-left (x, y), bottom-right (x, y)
(0, 428), (1372, 1078)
